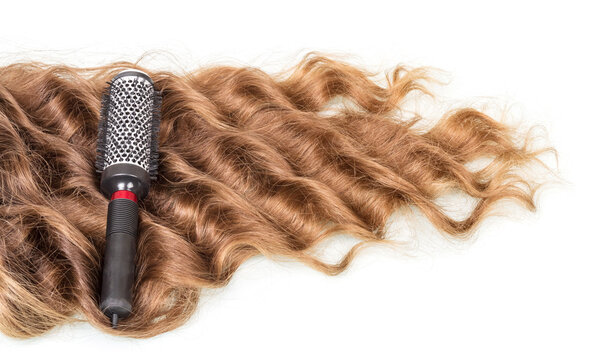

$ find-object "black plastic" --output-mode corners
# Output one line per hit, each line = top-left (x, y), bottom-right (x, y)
(100, 163), (150, 199)
(99, 198), (139, 327)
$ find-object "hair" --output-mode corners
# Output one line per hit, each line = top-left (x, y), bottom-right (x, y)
(0, 53), (551, 338)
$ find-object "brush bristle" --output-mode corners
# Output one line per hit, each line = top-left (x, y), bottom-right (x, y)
(148, 89), (162, 180)
(95, 81), (112, 173)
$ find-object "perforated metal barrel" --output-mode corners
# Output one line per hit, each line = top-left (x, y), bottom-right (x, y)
(97, 70), (157, 173)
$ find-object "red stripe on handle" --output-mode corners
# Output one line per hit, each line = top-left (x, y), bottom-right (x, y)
(111, 190), (138, 203)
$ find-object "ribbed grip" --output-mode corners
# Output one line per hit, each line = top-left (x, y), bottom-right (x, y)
(106, 198), (138, 236)
(99, 198), (139, 324)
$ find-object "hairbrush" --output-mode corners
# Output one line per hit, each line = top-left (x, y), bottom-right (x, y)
(96, 70), (161, 328)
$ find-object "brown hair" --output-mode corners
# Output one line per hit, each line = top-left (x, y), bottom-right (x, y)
(0, 53), (551, 338)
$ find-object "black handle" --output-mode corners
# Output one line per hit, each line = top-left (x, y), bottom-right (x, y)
(99, 197), (139, 328)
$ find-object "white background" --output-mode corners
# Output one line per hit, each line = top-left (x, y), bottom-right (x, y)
(1, 1), (598, 361)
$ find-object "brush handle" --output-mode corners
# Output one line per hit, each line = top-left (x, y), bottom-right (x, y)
(99, 195), (139, 326)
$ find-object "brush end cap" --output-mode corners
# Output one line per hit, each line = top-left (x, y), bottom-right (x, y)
(113, 68), (154, 85)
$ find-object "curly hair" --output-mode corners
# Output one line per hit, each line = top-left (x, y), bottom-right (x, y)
(0, 54), (550, 338)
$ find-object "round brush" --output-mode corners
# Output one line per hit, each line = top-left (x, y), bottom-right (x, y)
(96, 70), (161, 328)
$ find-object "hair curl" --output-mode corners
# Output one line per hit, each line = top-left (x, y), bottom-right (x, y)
(0, 54), (550, 338)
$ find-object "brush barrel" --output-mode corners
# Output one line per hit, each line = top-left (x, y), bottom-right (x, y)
(99, 163), (150, 324)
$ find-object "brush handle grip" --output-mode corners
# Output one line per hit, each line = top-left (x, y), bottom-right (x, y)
(99, 197), (139, 323)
